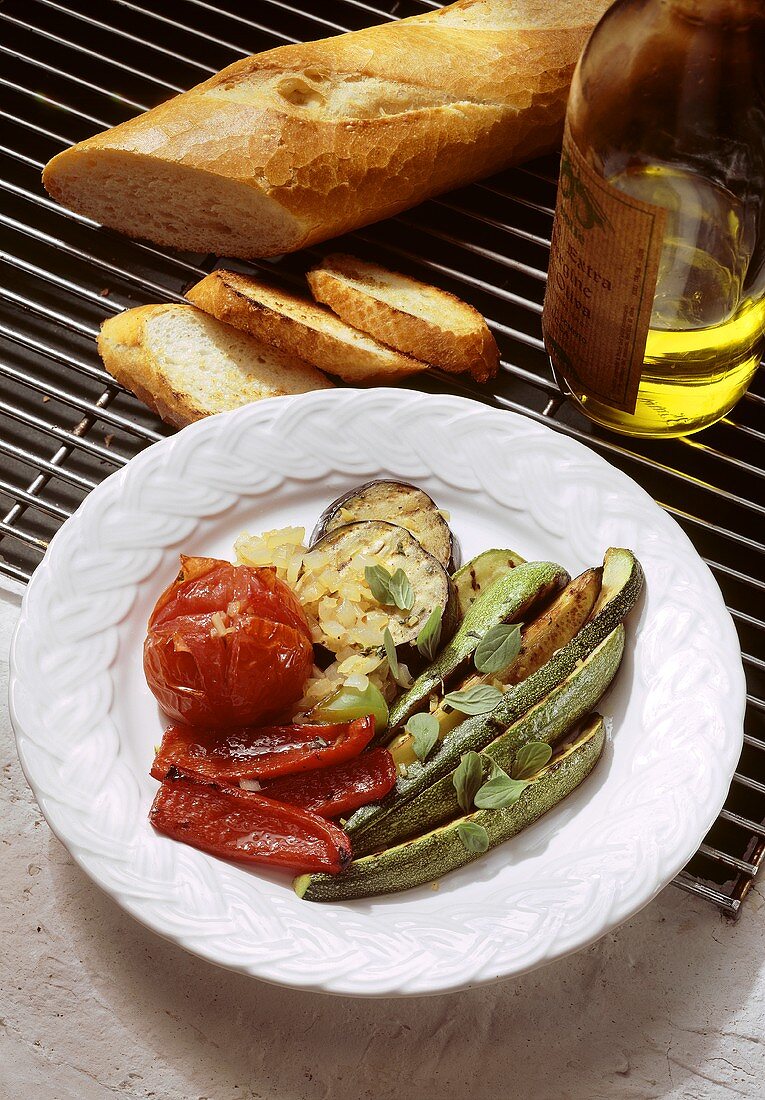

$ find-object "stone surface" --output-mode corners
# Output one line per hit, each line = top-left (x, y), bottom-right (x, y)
(2, 587), (764, 1099)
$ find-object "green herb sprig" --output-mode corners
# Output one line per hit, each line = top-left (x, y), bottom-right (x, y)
(453, 750), (484, 812)
(383, 627), (412, 689)
(513, 741), (552, 779)
(472, 742), (553, 809)
(456, 821), (489, 853)
(365, 564), (414, 612)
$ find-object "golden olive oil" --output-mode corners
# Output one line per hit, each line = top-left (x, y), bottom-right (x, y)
(543, 0), (765, 438)
(567, 165), (764, 436)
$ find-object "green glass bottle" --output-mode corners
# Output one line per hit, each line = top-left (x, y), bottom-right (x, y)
(543, 0), (765, 437)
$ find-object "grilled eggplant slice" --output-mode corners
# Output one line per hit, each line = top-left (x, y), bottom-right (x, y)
(312, 480), (458, 571)
(311, 519), (458, 647)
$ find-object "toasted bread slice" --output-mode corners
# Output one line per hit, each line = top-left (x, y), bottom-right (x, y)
(186, 270), (428, 385)
(97, 303), (332, 428)
(307, 254), (499, 383)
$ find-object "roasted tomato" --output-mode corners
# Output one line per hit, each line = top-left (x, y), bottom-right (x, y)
(150, 772), (351, 874)
(144, 555), (313, 728)
(150, 715), (375, 782)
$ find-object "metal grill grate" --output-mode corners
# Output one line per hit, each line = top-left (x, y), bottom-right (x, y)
(1, 0), (763, 914)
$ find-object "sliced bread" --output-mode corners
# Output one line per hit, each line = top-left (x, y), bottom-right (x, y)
(97, 303), (332, 428)
(307, 254), (500, 383)
(186, 270), (429, 385)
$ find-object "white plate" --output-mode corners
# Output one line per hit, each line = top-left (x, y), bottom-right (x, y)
(10, 389), (744, 997)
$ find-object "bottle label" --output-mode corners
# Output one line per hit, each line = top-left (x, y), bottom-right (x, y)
(542, 123), (666, 415)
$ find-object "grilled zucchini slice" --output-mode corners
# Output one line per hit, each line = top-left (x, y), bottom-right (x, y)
(353, 625), (624, 854)
(389, 565), (603, 759)
(452, 548), (526, 618)
(295, 715), (606, 901)
(386, 560), (569, 733)
(346, 547), (642, 849)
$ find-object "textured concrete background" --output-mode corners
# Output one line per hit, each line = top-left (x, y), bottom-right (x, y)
(2, 586), (764, 1100)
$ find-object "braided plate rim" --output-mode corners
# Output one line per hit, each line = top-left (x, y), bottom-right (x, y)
(9, 389), (745, 996)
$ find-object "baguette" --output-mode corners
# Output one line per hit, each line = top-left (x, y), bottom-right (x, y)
(307, 253), (499, 383)
(42, 0), (610, 259)
(186, 270), (428, 384)
(97, 304), (332, 428)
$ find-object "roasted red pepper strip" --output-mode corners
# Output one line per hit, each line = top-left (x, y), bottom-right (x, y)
(149, 771), (351, 874)
(255, 748), (397, 818)
(150, 715), (375, 783)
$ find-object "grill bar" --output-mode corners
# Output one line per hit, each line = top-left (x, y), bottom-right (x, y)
(0, 11), (187, 93)
(0, 355), (159, 440)
(0, 477), (71, 521)
(0, 170), (211, 278)
(0, 216), (186, 304)
(0, 437), (97, 491)
(30, 0), (217, 72)
(0, 44), (152, 113)
(1, 0), (762, 918)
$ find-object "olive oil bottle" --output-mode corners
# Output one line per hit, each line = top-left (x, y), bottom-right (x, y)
(543, 0), (765, 437)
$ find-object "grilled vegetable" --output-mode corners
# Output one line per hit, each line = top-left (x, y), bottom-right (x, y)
(385, 560), (569, 733)
(151, 772), (352, 874)
(347, 548), (642, 848)
(294, 715), (605, 900)
(311, 519), (458, 647)
(352, 626), (624, 854)
(391, 566), (602, 759)
(143, 555), (313, 729)
(250, 747), (397, 818)
(502, 566), (602, 685)
(307, 681), (389, 732)
(452, 548), (526, 618)
(150, 715), (375, 782)
(312, 480), (458, 571)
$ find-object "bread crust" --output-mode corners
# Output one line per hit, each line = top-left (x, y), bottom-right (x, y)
(307, 255), (499, 383)
(186, 270), (428, 384)
(42, 0), (610, 257)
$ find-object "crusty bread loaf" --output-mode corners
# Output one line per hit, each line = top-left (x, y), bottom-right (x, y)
(97, 304), (332, 428)
(186, 270), (428, 384)
(43, 0), (610, 258)
(307, 253), (500, 383)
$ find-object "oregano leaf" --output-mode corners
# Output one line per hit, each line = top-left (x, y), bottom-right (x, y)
(405, 712), (440, 762)
(416, 605), (443, 661)
(474, 623), (523, 674)
(513, 741), (553, 780)
(383, 626), (412, 689)
(474, 774), (529, 809)
(365, 564), (415, 612)
(453, 751), (484, 812)
(365, 564), (394, 605)
(456, 821), (489, 853)
(443, 683), (503, 716)
(389, 567), (415, 612)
